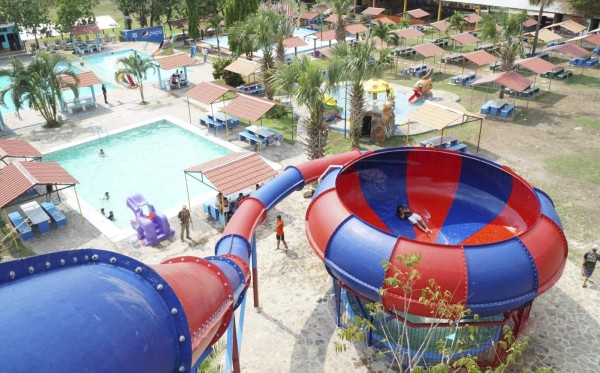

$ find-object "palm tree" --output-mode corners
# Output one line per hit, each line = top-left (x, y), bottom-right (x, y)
(529, 0), (556, 55)
(272, 13), (294, 65)
(228, 20), (257, 59)
(206, 15), (224, 54)
(114, 51), (156, 104)
(447, 13), (467, 34)
(369, 20), (400, 47)
(270, 55), (344, 159)
(329, 0), (352, 43)
(0, 52), (79, 128)
(332, 39), (392, 148)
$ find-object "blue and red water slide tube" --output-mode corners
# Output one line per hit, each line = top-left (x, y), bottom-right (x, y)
(0, 148), (566, 371)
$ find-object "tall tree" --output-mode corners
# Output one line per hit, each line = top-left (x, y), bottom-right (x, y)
(114, 51), (156, 104)
(223, 0), (259, 28)
(56, 0), (100, 37)
(273, 13), (293, 64)
(206, 15), (224, 53)
(528, 0), (556, 55)
(447, 12), (467, 34)
(228, 20), (257, 58)
(186, 0), (200, 39)
(332, 39), (392, 148)
(567, 0), (600, 16)
(0, 0), (54, 48)
(0, 53), (79, 128)
(329, 0), (352, 43)
(270, 55), (344, 159)
(369, 20), (400, 47)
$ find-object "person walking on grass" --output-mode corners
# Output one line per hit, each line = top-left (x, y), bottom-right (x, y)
(582, 245), (599, 288)
(275, 215), (288, 251)
(178, 204), (192, 242)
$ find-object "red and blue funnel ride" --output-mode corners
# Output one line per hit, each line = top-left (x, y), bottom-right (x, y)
(306, 148), (567, 317)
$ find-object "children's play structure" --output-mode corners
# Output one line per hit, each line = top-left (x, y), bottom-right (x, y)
(0, 148), (567, 371)
(127, 193), (174, 245)
(409, 69), (434, 104)
(151, 34), (177, 56)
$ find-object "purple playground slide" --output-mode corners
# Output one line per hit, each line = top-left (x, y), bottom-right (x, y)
(127, 193), (174, 245)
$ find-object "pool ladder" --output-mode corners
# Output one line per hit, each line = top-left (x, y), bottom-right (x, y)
(91, 126), (108, 141)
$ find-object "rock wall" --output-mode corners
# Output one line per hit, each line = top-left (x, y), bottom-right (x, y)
(365, 100), (396, 144)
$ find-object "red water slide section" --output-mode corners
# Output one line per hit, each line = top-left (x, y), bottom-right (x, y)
(223, 197), (267, 241)
(382, 238), (468, 316)
(295, 149), (363, 183)
(408, 92), (421, 104)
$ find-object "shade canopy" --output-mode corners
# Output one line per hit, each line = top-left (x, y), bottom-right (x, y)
(544, 43), (589, 58)
(373, 17), (396, 25)
(514, 57), (558, 74)
(407, 9), (430, 19)
(224, 59), (261, 79)
(0, 139), (43, 163)
(430, 21), (450, 32)
(154, 53), (195, 70)
(470, 71), (534, 93)
(362, 7), (385, 16)
(185, 82), (243, 105)
(546, 20), (587, 34)
(462, 50), (497, 66)
(365, 79), (391, 93)
(395, 28), (424, 40)
(568, 33), (600, 46)
(408, 101), (481, 131)
(464, 14), (482, 24)
(185, 152), (277, 196)
(532, 29), (562, 42)
(451, 32), (480, 45)
(59, 71), (102, 90)
(345, 24), (368, 34)
(95, 15), (120, 30)
(71, 24), (101, 36)
(319, 48), (334, 58)
(324, 14), (347, 23)
(317, 29), (336, 42)
(283, 36), (308, 48)
(523, 19), (538, 28)
(0, 161), (78, 208)
(221, 95), (279, 122)
(412, 43), (444, 58)
(299, 12), (319, 20)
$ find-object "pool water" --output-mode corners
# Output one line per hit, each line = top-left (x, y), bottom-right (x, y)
(44, 120), (232, 229)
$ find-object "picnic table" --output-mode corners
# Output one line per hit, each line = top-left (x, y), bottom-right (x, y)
(239, 125), (283, 147)
(21, 201), (52, 235)
(200, 112), (240, 130)
(392, 46), (415, 57)
(419, 135), (467, 152)
(430, 38), (449, 47)
(62, 97), (96, 113)
(403, 63), (428, 77)
(451, 72), (476, 86)
(237, 83), (264, 96)
(442, 52), (464, 64)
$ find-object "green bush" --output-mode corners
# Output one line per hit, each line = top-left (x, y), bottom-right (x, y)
(212, 57), (244, 87)
(265, 105), (289, 119)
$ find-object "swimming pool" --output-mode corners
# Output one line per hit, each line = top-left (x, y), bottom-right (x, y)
(44, 119), (234, 232)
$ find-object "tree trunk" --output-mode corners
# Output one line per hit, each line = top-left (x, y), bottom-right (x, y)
(499, 85), (505, 99)
(349, 83), (366, 149)
(124, 10), (132, 30)
(139, 81), (145, 103)
(531, 5), (544, 55)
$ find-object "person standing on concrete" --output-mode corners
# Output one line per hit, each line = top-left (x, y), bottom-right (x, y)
(202, 47), (208, 63)
(101, 83), (108, 104)
(178, 205), (192, 242)
(275, 215), (288, 251)
(582, 245), (599, 287)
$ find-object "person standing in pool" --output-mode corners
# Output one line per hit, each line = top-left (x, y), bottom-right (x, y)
(99, 149), (105, 157)
(397, 205), (431, 234)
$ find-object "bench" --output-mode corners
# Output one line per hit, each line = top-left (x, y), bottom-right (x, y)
(501, 104), (515, 118)
(239, 131), (266, 147)
(594, 46), (600, 55)
(64, 98), (96, 113)
(40, 201), (67, 229)
(480, 100), (494, 114)
(585, 57), (599, 67)
(557, 70), (573, 80)
(203, 203), (226, 225)
(8, 211), (33, 241)
(447, 143), (468, 152)
(200, 116), (239, 131)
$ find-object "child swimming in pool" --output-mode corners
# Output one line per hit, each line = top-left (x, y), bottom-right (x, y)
(397, 205), (431, 234)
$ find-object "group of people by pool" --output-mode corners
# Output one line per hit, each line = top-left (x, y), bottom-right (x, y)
(100, 192), (115, 221)
(170, 69), (186, 88)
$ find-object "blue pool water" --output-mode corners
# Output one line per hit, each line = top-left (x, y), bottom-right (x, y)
(44, 120), (232, 228)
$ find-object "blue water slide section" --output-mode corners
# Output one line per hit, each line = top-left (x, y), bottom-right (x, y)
(464, 238), (538, 316)
(325, 216), (397, 302)
(356, 151), (415, 239)
(205, 256), (247, 306)
(534, 188), (562, 229)
(215, 234), (251, 262)
(0, 249), (190, 372)
(440, 157), (513, 244)
(252, 167), (304, 210)
(313, 167), (342, 199)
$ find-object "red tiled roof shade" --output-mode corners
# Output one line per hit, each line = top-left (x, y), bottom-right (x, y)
(154, 53), (195, 70)
(523, 18), (538, 28)
(514, 57), (557, 74)
(544, 43), (589, 58)
(59, 71), (102, 90)
(395, 28), (424, 40)
(185, 152), (277, 196)
(185, 82), (243, 105)
(430, 21), (450, 32)
(224, 58), (261, 78)
(0, 139), (43, 161)
(462, 50), (497, 66)
(345, 23), (368, 34)
(317, 29), (337, 41)
(412, 43), (444, 58)
(0, 161), (78, 208)
(283, 36), (308, 48)
(464, 13), (482, 24)
(362, 7), (386, 16)
(221, 95), (277, 122)
(319, 48), (334, 58)
(407, 9), (430, 19)
(451, 32), (480, 45)
(470, 71), (533, 93)
(373, 17), (396, 25)
(299, 12), (319, 20)
(568, 33), (600, 46)
(531, 29), (562, 42)
(324, 14), (347, 23)
(547, 20), (587, 34)
(71, 24), (101, 36)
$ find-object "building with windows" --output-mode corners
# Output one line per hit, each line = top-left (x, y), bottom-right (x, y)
(0, 24), (24, 52)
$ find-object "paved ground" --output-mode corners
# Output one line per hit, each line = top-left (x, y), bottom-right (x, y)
(1, 42), (599, 372)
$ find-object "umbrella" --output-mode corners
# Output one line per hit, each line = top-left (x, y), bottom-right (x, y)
(365, 79), (392, 93)
(323, 94), (338, 107)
